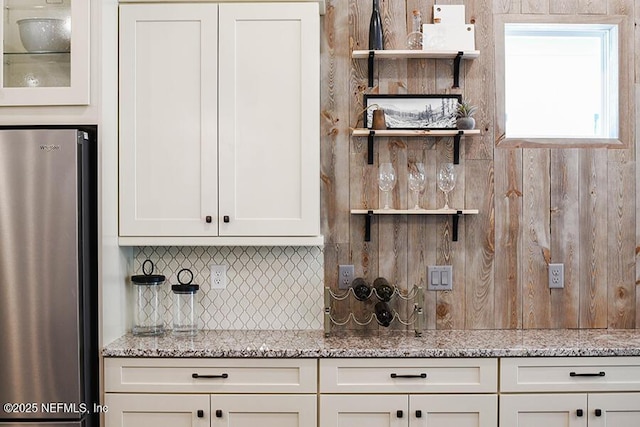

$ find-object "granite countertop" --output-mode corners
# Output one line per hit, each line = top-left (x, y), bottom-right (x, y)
(102, 329), (640, 358)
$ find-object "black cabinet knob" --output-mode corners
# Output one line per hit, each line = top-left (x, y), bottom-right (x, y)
(197, 410), (204, 418)
(205, 216), (212, 223)
(415, 410), (422, 418)
(216, 409), (223, 418)
(595, 409), (602, 417)
(396, 410), (403, 418)
(223, 215), (230, 223)
(577, 409), (584, 417)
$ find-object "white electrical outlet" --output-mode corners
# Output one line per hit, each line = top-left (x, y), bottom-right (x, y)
(210, 264), (227, 289)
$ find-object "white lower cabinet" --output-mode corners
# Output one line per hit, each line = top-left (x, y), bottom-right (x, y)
(499, 357), (640, 427)
(105, 393), (209, 427)
(104, 358), (317, 427)
(319, 358), (498, 427)
(320, 394), (497, 427)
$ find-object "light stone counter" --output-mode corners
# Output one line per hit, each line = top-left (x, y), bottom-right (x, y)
(102, 329), (640, 358)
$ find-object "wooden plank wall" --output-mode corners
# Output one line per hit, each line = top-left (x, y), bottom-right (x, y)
(321, 0), (638, 330)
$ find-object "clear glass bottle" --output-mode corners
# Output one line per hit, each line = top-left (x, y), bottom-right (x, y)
(406, 10), (423, 50)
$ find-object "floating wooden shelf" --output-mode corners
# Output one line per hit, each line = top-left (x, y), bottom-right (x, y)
(351, 49), (480, 59)
(352, 49), (480, 88)
(352, 129), (480, 165)
(351, 209), (479, 242)
(351, 129), (480, 137)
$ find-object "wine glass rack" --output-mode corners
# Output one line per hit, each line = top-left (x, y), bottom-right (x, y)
(323, 285), (424, 337)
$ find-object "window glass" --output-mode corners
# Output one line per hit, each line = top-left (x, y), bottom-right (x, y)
(504, 24), (618, 139)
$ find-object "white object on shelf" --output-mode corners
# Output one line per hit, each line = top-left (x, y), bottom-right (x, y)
(423, 23), (475, 51)
(433, 5), (466, 25)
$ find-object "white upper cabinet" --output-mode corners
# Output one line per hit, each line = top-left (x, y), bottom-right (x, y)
(0, 0), (89, 105)
(218, 3), (320, 238)
(118, 2), (321, 246)
(119, 4), (219, 238)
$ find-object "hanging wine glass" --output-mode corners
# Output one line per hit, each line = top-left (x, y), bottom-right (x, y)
(437, 163), (456, 210)
(378, 162), (396, 210)
(408, 162), (426, 209)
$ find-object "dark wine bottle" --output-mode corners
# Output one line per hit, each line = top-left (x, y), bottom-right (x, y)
(373, 277), (395, 302)
(374, 301), (393, 327)
(351, 277), (372, 301)
(368, 0), (384, 50)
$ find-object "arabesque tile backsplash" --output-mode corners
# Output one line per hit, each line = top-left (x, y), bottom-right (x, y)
(133, 246), (324, 330)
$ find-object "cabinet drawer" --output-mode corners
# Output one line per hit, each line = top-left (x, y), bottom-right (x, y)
(319, 358), (497, 393)
(104, 358), (317, 393)
(500, 357), (640, 392)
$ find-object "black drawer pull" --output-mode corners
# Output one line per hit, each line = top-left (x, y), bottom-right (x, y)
(390, 373), (427, 379)
(396, 410), (403, 418)
(205, 216), (212, 223)
(569, 371), (605, 377)
(223, 215), (230, 223)
(216, 409), (223, 418)
(415, 410), (422, 418)
(197, 410), (204, 418)
(192, 373), (229, 379)
(577, 409), (584, 417)
(595, 409), (602, 417)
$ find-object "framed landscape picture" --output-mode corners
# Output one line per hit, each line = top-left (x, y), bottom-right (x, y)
(364, 94), (462, 130)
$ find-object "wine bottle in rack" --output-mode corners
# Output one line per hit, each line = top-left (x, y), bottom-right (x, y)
(374, 301), (393, 327)
(351, 277), (372, 301)
(373, 277), (395, 302)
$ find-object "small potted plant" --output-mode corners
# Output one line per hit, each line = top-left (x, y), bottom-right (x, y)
(456, 100), (477, 130)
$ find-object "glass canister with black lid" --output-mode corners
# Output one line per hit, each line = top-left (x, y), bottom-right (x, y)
(131, 259), (166, 336)
(171, 268), (200, 336)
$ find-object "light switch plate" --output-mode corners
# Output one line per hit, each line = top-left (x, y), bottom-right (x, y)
(427, 265), (453, 291)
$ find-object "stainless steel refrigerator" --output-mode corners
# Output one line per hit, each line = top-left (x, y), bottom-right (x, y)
(0, 128), (98, 427)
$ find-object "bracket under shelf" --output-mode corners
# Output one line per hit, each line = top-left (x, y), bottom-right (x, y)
(353, 49), (480, 88)
(353, 129), (480, 165)
(351, 208), (479, 242)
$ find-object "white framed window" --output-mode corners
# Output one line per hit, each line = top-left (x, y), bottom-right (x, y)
(494, 15), (629, 148)
(504, 23), (618, 139)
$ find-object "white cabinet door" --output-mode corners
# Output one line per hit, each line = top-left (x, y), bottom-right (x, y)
(119, 4), (218, 237)
(105, 393), (209, 427)
(500, 394), (588, 427)
(211, 394), (316, 427)
(0, 0), (89, 105)
(218, 3), (320, 236)
(320, 395), (408, 427)
(589, 393), (640, 427)
(410, 395), (497, 427)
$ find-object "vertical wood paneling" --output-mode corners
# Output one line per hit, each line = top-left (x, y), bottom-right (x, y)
(494, 148), (523, 328)
(550, 0), (579, 14)
(322, 0), (638, 332)
(577, 0), (606, 14)
(607, 159), (636, 328)
(522, 0), (550, 14)
(578, 149), (608, 328)
(464, 159), (495, 329)
(522, 148), (551, 328)
(494, 0), (522, 14)
(550, 149), (580, 328)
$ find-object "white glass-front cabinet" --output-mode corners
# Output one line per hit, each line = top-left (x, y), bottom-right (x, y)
(1, 0), (89, 105)
(118, 3), (321, 246)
